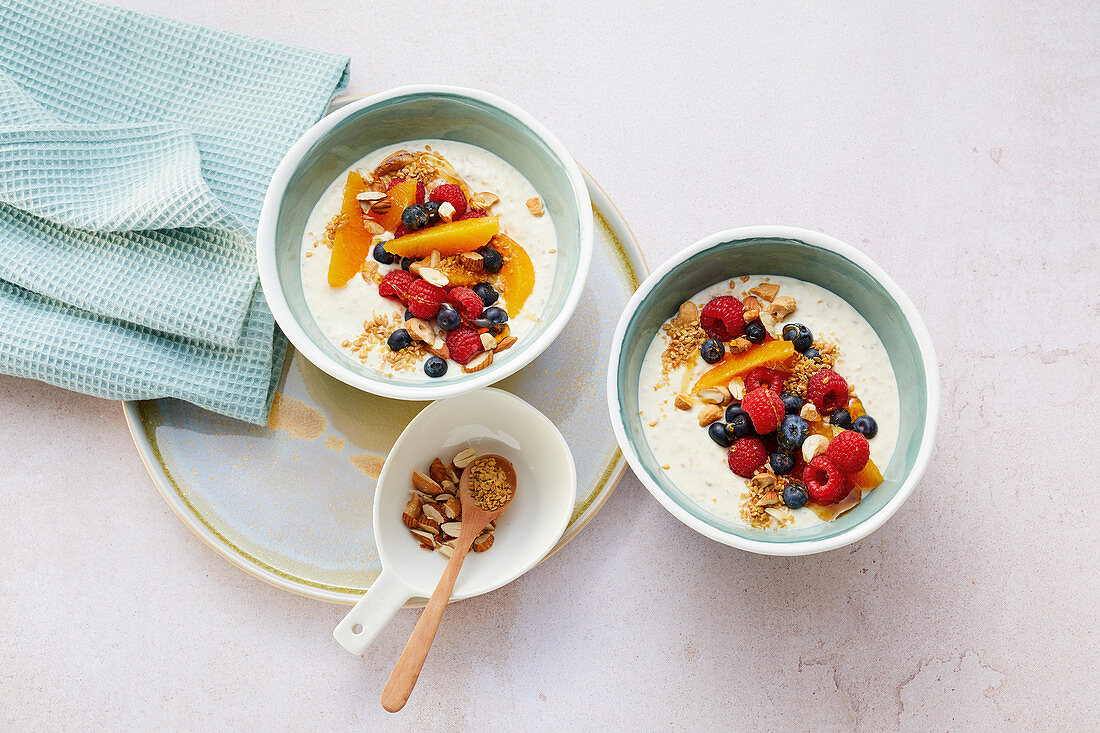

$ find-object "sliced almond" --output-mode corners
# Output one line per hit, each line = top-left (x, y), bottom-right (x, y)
(479, 332), (497, 351)
(674, 393), (693, 410)
(356, 190), (386, 203)
(463, 351), (493, 373)
(437, 544), (454, 559)
(440, 521), (463, 537)
(442, 497), (460, 520)
(422, 504), (445, 525)
(749, 283), (780, 302)
(728, 377), (746, 402)
(698, 404), (723, 426)
(764, 506), (789, 522)
(409, 528), (435, 544)
(428, 458), (449, 485)
(363, 219), (385, 236)
(411, 489), (436, 503)
(419, 267), (449, 288)
(405, 318), (434, 343)
(373, 151), (414, 176)
(425, 340), (450, 360)
(411, 470), (443, 495)
(429, 249), (441, 268)
(402, 496), (422, 528)
(417, 517), (440, 534)
(472, 532), (494, 552)
(494, 335), (517, 353)
(697, 386), (731, 406)
(526, 197), (544, 216)
(452, 448), (477, 469)
(438, 200), (456, 223)
(369, 197), (393, 215)
(755, 490), (780, 507)
(460, 251), (484, 270)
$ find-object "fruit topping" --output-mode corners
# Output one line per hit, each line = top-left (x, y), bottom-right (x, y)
(825, 430), (870, 474)
(744, 366), (785, 394)
(428, 183), (468, 218)
(727, 436), (767, 478)
(387, 328), (413, 352)
(472, 282), (499, 306)
(724, 404), (745, 422)
(326, 171), (374, 287)
(777, 414), (810, 452)
(851, 414), (878, 439)
(373, 241), (395, 265)
(802, 347), (821, 360)
(448, 286), (484, 320)
(483, 306), (508, 325)
(781, 323), (813, 352)
(701, 339), (724, 364)
(769, 452), (795, 475)
(740, 387), (786, 434)
(726, 413), (753, 439)
(699, 296), (745, 341)
(743, 321), (766, 344)
(372, 179), (418, 232)
(445, 326), (483, 365)
(803, 455), (845, 504)
(806, 369), (850, 414)
(830, 409), (852, 429)
(479, 243), (505, 273)
(424, 356), (448, 378)
(492, 235), (534, 315)
(378, 269), (416, 302)
(401, 204), (429, 232)
(436, 304), (461, 331)
(780, 392), (803, 415)
(406, 279), (448, 319)
(384, 217), (500, 259)
(690, 340), (797, 393)
(708, 422), (734, 447)
(782, 481), (810, 509)
(400, 256), (414, 270)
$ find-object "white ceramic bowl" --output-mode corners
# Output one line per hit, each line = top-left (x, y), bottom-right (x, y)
(333, 387), (577, 654)
(607, 226), (939, 555)
(257, 85), (593, 400)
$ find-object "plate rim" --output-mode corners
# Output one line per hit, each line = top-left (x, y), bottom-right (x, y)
(122, 166), (647, 605)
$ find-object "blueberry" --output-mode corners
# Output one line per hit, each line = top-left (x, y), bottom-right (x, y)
(802, 347), (821, 361)
(436, 305), (461, 332)
(830, 409), (852, 429)
(781, 323), (814, 352)
(473, 282), (499, 306)
(782, 481), (809, 509)
(770, 452), (796, 475)
(422, 200), (441, 224)
(724, 404), (746, 422)
(777, 414), (810, 452)
(707, 421), (733, 447)
(372, 242), (395, 265)
(404, 309), (415, 321)
(387, 328), (412, 351)
(400, 257), (414, 271)
(852, 415), (878, 439)
(780, 392), (803, 415)
(700, 338), (724, 364)
(479, 245), (504, 273)
(727, 413), (753, 439)
(743, 321), (766, 344)
(401, 204), (429, 232)
(423, 356), (448, 378)
(483, 306), (509, 325)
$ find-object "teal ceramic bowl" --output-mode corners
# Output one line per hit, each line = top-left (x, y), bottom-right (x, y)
(607, 227), (939, 555)
(258, 85), (593, 400)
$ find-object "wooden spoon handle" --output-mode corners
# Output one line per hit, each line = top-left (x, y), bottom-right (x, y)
(381, 529), (478, 712)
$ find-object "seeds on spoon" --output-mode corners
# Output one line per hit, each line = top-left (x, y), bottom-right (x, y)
(467, 456), (512, 511)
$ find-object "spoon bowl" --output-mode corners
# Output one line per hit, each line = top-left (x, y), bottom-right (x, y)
(333, 388), (576, 656)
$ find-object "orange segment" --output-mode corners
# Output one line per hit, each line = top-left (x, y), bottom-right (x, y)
(852, 457), (884, 489)
(327, 171), (372, 287)
(370, 179), (418, 232)
(384, 217), (500, 259)
(493, 235), (535, 316)
(690, 340), (798, 393)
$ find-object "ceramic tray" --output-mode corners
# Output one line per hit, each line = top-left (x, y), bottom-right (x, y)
(123, 172), (645, 604)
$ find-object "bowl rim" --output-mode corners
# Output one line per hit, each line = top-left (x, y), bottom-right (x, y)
(606, 225), (940, 556)
(256, 84), (594, 400)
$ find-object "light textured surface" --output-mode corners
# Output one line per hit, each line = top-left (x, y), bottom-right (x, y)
(1, 0), (1097, 730)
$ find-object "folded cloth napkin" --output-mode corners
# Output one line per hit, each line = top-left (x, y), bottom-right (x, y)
(0, 0), (349, 422)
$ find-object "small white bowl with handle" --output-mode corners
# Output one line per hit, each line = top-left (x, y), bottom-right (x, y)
(334, 387), (576, 654)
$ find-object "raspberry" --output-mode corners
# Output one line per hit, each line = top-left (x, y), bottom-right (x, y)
(429, 184), (467, 218)
(378, 269), (416, 302)
(741, 387), (786, 434)
(803, 455), (846, 504)
(455, 209), (486, 221)
(806, 369), (850, 414)
(826, 430), (870, 474)
(406, 279), (447, 319)
(445, 326), (482, 365)
(386, 177), (406, 191)
(744, 366), (785, 394)
(448, 286), (484, 319)
(699, 296), (745, 341)
(415, 180), (426, 205)
(393, 224), (409, 239)
(727, 437), (767, 478)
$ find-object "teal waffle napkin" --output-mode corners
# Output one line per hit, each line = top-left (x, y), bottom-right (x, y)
(0, 0), (349, 423)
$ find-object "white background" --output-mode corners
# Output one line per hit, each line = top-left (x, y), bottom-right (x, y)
(3, 1), (1097, 730)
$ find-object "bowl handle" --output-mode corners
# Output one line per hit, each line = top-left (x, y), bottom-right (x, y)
(333, 570), (413, 655)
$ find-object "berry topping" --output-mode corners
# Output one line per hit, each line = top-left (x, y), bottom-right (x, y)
(727, 436), (767, 478)
(448, 286), (484, 319)
(457, 210), (488, 221)
(472, 282), (499, 306)
(781, 323), (813, 352)
(478, 245), (504, 273)
(802, 347), (821, 360)
(436, 304), (461, 331)
(700, 338), (725, 364)
(780, 392), (803, 415)
(422, 199), (441, 223)
(806, 369), (850, 414)
(428, 184), (467, 218)
(401, 204), (429, 232)
(445, 326), (483, 365)
(415, 180), (426, 205)
(826, 430), (870, 474)
(744, 366), (785, 394)
(803, 455), (846, 504)
(406, 279), (448, 319)
(851, 415), (879, 439)
(726, 413), (753, 439)
(424, 356), (447, 378)
(373, 241), (395, 265)
(777, 414), (810, 452)
(724, 404), (746, 422)
(741, 387), (786, 434)
(782, 481), (809, 509)
(743, 321), (767, 344)
(378, 269), (416, 302)
(394, 226), (410, 240)
(699, 296), (745, 341)
(386, 329), (412, 352)
(707, 422), (734, 447)
(404, 309), (415, 321)
(399, 255), (413, 269)
(769, 452), (795, 475)
(483, 306), (509, 325)
(829, 408), (852, 429)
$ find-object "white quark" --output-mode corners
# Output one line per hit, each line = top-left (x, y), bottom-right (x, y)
(637, 276), (900, 529)
(300, 140), (558, 380)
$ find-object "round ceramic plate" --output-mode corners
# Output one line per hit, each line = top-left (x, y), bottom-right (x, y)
(123, 171), (645, 605)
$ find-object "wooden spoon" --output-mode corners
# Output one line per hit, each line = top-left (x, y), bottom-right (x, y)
(381, 454), (517, 713)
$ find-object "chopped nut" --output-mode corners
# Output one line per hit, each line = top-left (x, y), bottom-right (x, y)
(742, 295), (761, 312)
(460, 251), (484, 270)
(425, 340), (450, 360)
(749, 283), (780, 301)
(440, 521), (463, 537)
(429, 250), (441, 268)
(437, 544), (454, 559)
(470, 191), (499, 210)
(438, 200), (456, 223)
(800, 403), (821, 422)
(697, 386), (732, 405)
(750, 472), (777, 489)
(364, 220), (385, 235)
(419, 267), (449, 287)
(373, 151), (415, 176)
(417, 516), (440, 535)
(428, 458), (449, 484)
(742, 309), (760, 322)
(731, 337), (752, 354)
(494, 335), (517, 353)
(453, 448), (477, 469)
(479, 332), (497, 350)
(767, 296), (797, 320)
(356, 190), (386, 203)
(421, 504), (445, 525)
(369, 197), (393, 215)
(411, 470), (443, 495)
(674, 393), (694, 410)
(443, 496), (461, 520)
(698, 404), (723, 426)
(802, 434), (829, 462)
(675, 301), (700, 326)
(755, 490), (780, 507)
(405, 318), (434, 343)
(472, 532), (494, 552)
(401, 495), (422, 528)
(526, 197), (545, 216)
(463, 351), (493, 373)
